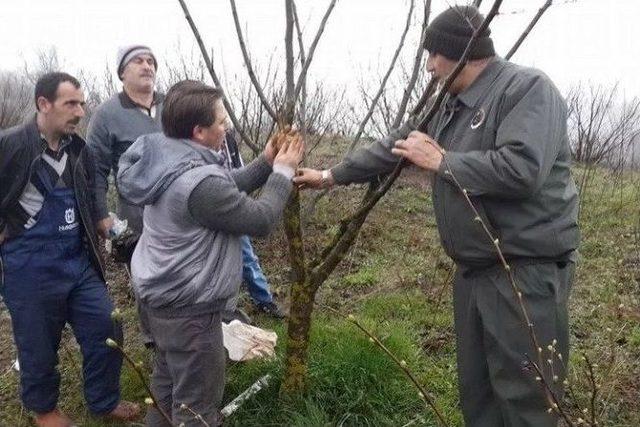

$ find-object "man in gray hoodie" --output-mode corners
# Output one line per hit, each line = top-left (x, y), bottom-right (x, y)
(117, 80), (303, 426)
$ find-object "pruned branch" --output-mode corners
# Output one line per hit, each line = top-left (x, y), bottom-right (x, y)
(347, 0), (415, 153)
(505, 0), (552, 60)
(176, 0), (261, 154)
(291, 0), (338, 106)
(229, 0), (279, 122)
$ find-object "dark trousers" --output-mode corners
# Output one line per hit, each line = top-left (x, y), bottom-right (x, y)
(454, 261), (574, 427)
(1, 254), (122, 414)
(143, 308), (225, 427)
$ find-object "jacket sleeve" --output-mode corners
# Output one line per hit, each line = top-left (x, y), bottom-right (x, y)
(330, 119), (416, 185)
(438, 75), (567, 199)
(229, 154), (272, 194)
(187, 171), (292, 237)
(85, 110), (112, 220)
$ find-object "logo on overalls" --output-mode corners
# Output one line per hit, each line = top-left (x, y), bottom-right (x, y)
(65, 208), (75, 224)
(470, 108), (485, 129)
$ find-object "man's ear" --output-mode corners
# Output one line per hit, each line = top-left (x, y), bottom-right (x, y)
(192, 125), (204, 142)
(36, 96), (51, 113)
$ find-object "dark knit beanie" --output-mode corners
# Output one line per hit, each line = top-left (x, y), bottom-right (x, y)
(423, 5), (495, 61)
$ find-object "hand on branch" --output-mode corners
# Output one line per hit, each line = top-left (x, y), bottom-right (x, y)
(273, 132), (305, 171)
(265, 126), (300, 165)
(391, 130), (444, 172)
(293, 168), (334, 190)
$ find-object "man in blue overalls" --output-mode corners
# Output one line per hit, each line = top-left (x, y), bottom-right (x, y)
(0, 72), (139, 426)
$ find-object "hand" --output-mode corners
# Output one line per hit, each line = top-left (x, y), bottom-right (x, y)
(264, 139), (277, 165)
(391, 130), (444, 172)
(264, 125), (295, 165)
(273, 133), (304, 171)
(293, 168), (334, 190)
(97, 216), (114, 239)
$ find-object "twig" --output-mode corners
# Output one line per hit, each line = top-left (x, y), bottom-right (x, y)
(525, 355), (574, 426)
(105, 338), (174, 426)
(229, 0), (279, 122)
(505, 0), (552, 60)
(348, 0), (415, 153)
(179, 403), (211, 427)
(583, 354), (598, 426)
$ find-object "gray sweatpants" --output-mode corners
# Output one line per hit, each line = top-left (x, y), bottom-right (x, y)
(454, 261), (574, 427)
(142, 308), (225, 427)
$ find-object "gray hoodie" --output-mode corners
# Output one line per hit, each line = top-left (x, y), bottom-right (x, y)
(117, 132), (292, 316)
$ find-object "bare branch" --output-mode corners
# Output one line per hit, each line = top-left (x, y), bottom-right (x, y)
(292, 0), (308, 133)
(176, 0), (261, 154)
(283, 0), (296, 123)
(393, 0), (432, 129)
(347, 0), (415, 153)
(472, 0), (484, 7)
(229, 0), (279, 122)
(292, 0), (338, 105)
(505, 0), (552, 60)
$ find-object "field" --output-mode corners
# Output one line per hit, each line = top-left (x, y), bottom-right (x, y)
(1, 143), (639, 426)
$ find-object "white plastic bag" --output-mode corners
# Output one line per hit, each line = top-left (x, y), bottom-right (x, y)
(222, 320), (277, 361)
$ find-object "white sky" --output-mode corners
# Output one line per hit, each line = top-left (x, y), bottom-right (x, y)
(2, 0), (639, 99)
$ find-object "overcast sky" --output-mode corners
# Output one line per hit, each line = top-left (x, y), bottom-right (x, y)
(2, 0), (638, 100)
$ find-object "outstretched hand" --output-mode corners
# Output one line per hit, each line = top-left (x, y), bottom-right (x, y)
(293, 168), (328, 190)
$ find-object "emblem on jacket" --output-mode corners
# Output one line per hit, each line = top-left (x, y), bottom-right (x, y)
(470, 108), (485, 129)
(65, 208), (75, 224)
(59, 207), (79, 232)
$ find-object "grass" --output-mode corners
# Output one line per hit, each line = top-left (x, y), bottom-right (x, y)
(1, 154), (639, 426)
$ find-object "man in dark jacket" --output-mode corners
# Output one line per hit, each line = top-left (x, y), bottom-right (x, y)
(86, 44), (163, 347)
(294, 6), (579, 427)
(0, 72), (139, 427)
(87, 44), (163, 240)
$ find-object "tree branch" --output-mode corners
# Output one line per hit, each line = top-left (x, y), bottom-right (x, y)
(292, 0), (338, 106)
(505, 0), (552, 60)
(392, 0), (432, 129)
(347, 0), (415, 153)
(176, 0), (261, 154)
(229, 0), (279, 122)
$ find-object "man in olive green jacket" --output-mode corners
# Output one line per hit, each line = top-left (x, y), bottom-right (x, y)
(295, 6), (579, 427)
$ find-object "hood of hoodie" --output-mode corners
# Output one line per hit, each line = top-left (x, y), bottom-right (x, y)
(117, 132), (225, 205)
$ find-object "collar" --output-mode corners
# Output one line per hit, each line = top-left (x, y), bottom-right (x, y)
(182, 138), (225, 166)
(457, 57), (508, 109)
(118, 90), (164, 110)
(28, 115), (81, 154)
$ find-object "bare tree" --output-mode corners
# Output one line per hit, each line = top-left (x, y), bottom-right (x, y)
(0, 71), (33, 129)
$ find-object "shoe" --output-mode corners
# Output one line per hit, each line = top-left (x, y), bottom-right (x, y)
(34, 409), (74, 427)
(255, 301), (286, 319)
(102, 400), (141, 422)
